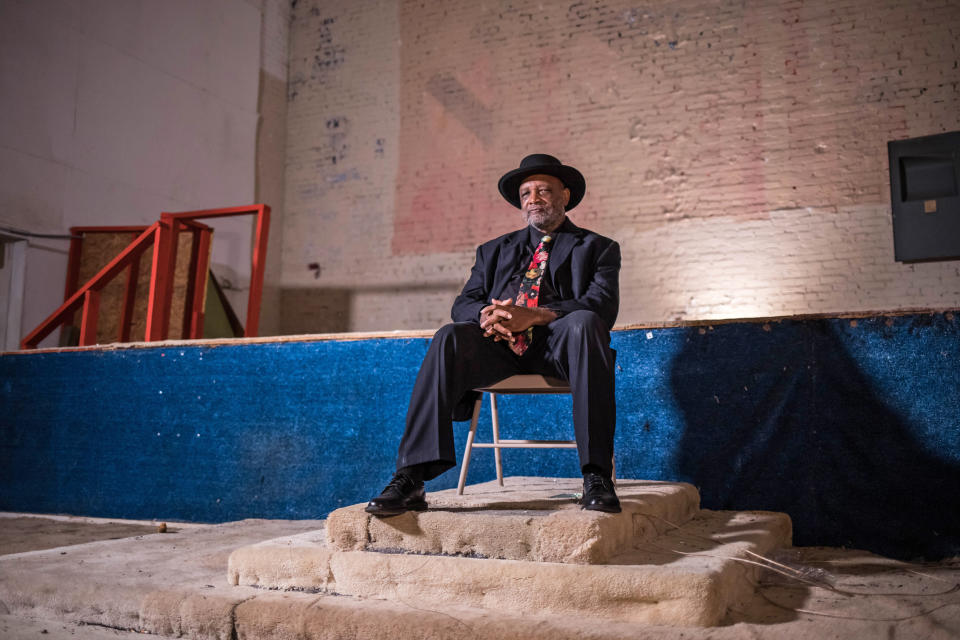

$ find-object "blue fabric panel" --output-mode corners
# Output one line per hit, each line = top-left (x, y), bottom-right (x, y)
(652, 315), (960, 560)
(1, 312), (958, 559)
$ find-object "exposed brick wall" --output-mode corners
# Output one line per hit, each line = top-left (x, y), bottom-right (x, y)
(281, 0), (960, 332)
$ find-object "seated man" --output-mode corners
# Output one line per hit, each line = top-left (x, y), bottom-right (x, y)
(367, 154), (621, 515)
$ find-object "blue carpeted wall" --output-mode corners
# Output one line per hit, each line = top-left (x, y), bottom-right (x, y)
(1, 312), (958, 559)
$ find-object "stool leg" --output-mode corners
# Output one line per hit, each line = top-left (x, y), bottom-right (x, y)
(457, 396), (484, 495)
(491, 393), (503, 486)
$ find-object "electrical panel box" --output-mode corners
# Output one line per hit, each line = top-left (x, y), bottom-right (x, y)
(888, 131), (960, 262)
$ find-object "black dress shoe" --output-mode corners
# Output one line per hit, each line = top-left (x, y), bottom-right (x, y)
(581, 472), (621, 513)
(365, 472), (428, 516)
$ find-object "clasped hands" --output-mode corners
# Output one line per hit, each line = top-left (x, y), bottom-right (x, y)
(479, 299), (556, 343)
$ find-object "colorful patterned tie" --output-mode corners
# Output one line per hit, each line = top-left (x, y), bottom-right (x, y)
(510, 235), (552, 355)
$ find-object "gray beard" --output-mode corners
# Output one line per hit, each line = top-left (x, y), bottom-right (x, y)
(524, 210), (565, 233)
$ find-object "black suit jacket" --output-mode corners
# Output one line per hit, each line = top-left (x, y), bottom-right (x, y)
(451, 218), (620, 329)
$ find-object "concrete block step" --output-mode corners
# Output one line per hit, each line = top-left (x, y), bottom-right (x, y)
(228, 478), (793, 627)
(328, 476), (701, 564)
(157, 587), (718, 640)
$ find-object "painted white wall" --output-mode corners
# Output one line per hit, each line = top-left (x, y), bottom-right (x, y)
(0, 239), (27, 351)
(0, 0), (263, 347)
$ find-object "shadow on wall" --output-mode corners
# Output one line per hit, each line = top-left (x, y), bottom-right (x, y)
(279, 282), (464, 334)
(669, 316), (960, 560)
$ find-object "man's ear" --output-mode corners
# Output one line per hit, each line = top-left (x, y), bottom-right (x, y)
(562, 188), (570, 207)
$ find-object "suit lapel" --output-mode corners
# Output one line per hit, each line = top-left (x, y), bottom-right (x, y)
(547, 218), (583, 282)
(492, 229), (525, 299)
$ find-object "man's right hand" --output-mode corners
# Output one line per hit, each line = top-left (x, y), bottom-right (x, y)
(479, 299), (516, 343)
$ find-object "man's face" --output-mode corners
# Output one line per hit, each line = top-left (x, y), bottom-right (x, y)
(519, 174), (569, 233)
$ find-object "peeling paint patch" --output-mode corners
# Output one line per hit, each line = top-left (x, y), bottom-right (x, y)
(327, 169), (363, 184)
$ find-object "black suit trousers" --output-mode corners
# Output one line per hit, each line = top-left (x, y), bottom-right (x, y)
(396, 310), (616, 481)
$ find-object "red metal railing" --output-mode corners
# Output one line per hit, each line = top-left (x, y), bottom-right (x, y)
(63, 225), (151, 344)
(20, 204), (270, 349)
(149, 205), (271, 342)
(23, 223), (160, 348)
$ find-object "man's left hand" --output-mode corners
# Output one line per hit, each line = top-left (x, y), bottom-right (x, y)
(481, 299), (556, 338)
(480, 299), (515, 342)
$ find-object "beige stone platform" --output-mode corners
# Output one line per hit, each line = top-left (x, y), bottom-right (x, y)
(5, 512), (959, 640)
(228, 477), (793, 627)
(329, 476), (701, 563)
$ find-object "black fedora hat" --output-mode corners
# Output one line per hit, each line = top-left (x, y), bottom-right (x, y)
(498, 154), (586, 210)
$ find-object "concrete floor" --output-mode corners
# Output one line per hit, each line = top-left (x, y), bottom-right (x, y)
(1, 511), (958, 640)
